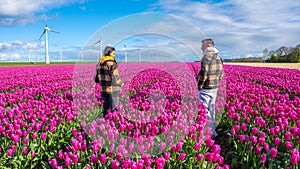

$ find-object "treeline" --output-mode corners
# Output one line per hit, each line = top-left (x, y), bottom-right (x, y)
(232, 57), (262, 62)
(264, 44), (300, 63)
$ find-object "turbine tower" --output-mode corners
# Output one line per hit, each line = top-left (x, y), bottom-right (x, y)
(27, 47), (31, 63)
(59, 49), (63, 62)
(39, 15), (59, 64)
(124, 45), (127, 63)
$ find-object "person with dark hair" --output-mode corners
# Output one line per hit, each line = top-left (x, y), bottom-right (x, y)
(96, 45), (123, 117)
(197, 38), (223, 138)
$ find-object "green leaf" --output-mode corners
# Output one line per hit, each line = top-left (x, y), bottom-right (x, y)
(232, 158), (238, 168)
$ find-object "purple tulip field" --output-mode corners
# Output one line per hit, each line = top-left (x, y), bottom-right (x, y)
(0, 63), (299, 169)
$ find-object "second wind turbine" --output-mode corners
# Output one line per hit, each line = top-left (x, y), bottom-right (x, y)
(39, 15), (59, 64)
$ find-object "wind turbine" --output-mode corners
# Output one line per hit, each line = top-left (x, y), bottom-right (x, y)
(138, 48), (142, 62)
(124, 45), (127, 63)
(39, 15), (59, 64)
(59, 49), (63, 62)
(27, 47), (31, 63)
(93, 32), (103, 61)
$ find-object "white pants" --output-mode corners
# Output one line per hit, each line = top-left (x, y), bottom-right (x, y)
(198, 88), (218, 137)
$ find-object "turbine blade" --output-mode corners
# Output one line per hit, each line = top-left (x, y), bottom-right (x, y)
(44, 14), (48, 26)
(39, 30), (46, 40)
(49, 29), (59, 33)
(93, 40), (101, 45)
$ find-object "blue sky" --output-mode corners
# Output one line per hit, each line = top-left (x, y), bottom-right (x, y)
(0, 0), (299, 62)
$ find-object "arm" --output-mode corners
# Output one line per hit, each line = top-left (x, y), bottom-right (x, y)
(110, 63), (124, 87)
(197, 57), (209, 89)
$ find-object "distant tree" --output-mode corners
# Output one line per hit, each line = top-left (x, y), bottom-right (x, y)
(265, 44), (300, 62)
(288, 47), (300, 63)
(262, 48), (268, 60)
(276, 46), (288, 56)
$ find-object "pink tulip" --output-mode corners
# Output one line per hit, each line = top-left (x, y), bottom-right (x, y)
(270, 148), (278, 158)
(99, 154), (107, 164)
(205, 152), (213, 162)
(7, 149), (13, 157)
(206, 138), (214, 147)
(72, 129), (77, 137)
(251, 136), (257, 144)
(49, 158), (58, 168)
(178, 153), (186, 161)
(241, 123), (247, 132)
(111, 160), (120, 169)
(274, 137), (281, 146)
(212, 145), (221, 154)
(31, 151), (36, 158)
(194, 141), (201, 151)
(223, 165), (230, 169)
(41, 132), (47, 140)
(231, 128), (236, 136)
(90, 154), (98, 163)
(197, 153), (204, 161)
(263, 143), (269, 151)
(251, 127), (259, 135)
(23, 137), (29, 144)
(163, 152), (170, 160)
(65, 157), (71, 167)
(159, 142), (167, 151)
(72, 154), (79, 163)
(258, 137), (265, 145)
(262, 153), (267, 161)
(290, 148), (300, 165)
(31, 133), (37, 140)
(11, 145), (16, 151)
(286, 141), (293, 150)
(23, 147), (28, 154)
(285, 131), (292, 141)
(256, 146), (262, 154)
(217, 156), (224, 165)
(58, 150), (63, 159)
(176, 142), (182, 152)
(145, 158), (152, 167)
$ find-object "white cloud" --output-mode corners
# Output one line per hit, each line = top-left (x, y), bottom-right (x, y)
(0, 53), (8, 60)
(0, 53), (21, 61)
(0, 40), (39, 51)
(153, 0), (300, 58)
(10, 53), (21, 59)
(0, 0), (87, 26)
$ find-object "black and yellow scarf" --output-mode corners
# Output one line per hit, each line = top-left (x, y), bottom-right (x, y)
(100, 55), (115, 64)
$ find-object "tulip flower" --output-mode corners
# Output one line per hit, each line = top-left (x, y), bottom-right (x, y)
(7, 149), (13, 157)
(49, 158), (58, 168)
(274, 137), (281, 146)
(90, 154), (98, 163)
(270, 148), (278, 158)
(23, 147), (28, 154)
(163, 152), (170, 161)
(286, 141), (293, 150)
(290, 148), (300, 165)
(285, 131), (292, 141)
(41, 132), (47, 140)
(65, 157), (71, 167)
(99, 154), (107, 164)
(31, 151), (36, 158)
(197, 153), (204, 161)
(178, 153), (186, 161)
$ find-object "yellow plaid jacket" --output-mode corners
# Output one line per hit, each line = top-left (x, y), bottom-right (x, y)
(197, 53), (223, 90)
(96, 59), (123, 93)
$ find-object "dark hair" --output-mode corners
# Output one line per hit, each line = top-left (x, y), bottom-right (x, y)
(103, 46), (115, 56)
(202, 38), (214, 46)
